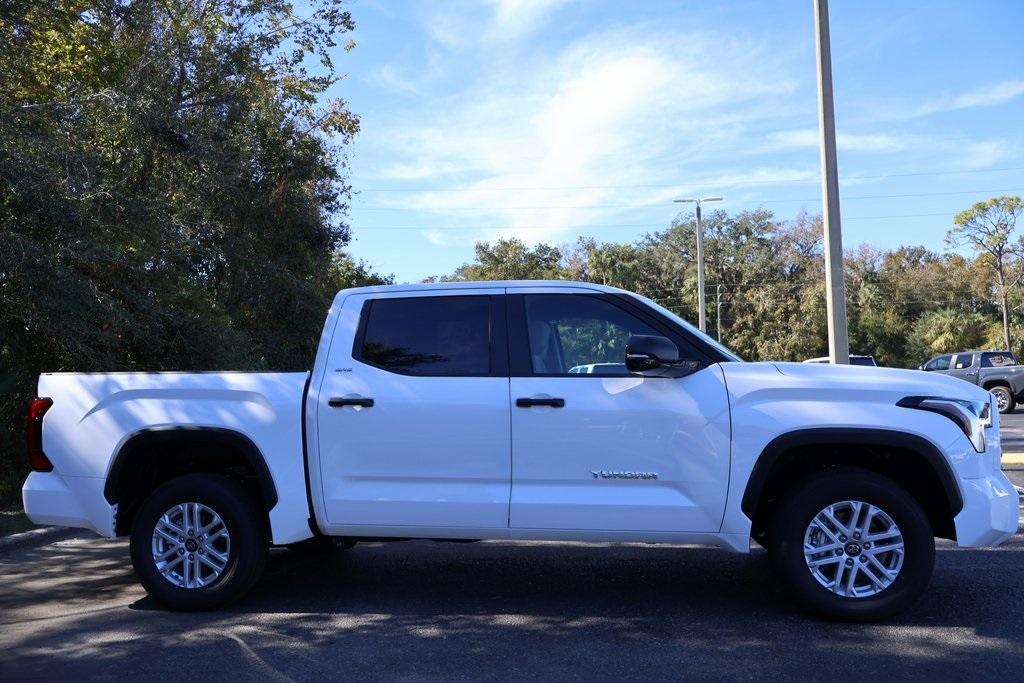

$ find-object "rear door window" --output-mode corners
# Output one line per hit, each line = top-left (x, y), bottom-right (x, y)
(953, 354), (975, 370)
(926, 355), (952, 371)
(356, 296), (492, 376)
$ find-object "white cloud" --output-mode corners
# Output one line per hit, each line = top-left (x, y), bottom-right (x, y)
(889, 79), (1024, 120)
(948, 80), (1024, 110)
(958, 139), (1010, 170)
(356, 25), (805, 243)
(366, 64), (422, 95)
(766, 129), (909, 153)
(488, 0), (572, 40)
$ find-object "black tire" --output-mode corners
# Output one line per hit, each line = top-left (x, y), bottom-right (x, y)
(130, 473), (268, 611)
(286, 536), (356, 554)
(769, 467), (934, 622)
(989, 385), (1015, 414)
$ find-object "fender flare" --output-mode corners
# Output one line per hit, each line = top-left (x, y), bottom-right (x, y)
(739, 427), (964, 519)
(103, 426), (278, 510)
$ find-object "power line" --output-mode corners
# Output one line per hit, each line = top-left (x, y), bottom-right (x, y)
(354, 166), (1024, 193)
(352, 211), (953, 231)
(352, 187), (1024, 211)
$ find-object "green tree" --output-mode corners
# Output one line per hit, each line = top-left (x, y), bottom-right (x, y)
(0, 0), (382, 507)
(912, 309), (991, 358)
(442, 238), (565, 281)
(947, 196), (1024, 352)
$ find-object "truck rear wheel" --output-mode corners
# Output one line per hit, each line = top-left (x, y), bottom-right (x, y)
(130, 473), (268, 611)
(989, 385), (1015, 414)
(770, 468), (934, 622)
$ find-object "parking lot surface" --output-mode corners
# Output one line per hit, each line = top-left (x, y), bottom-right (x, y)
(2, 438), (1023, 680)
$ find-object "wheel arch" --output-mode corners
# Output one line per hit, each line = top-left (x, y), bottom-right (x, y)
(742, 428), (964, 541)
(104, 426), (278, 535)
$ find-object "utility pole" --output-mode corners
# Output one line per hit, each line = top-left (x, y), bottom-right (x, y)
(673, 196), (722, 332)
(814, 0), (849, 364)
(716, 284), (724, 342)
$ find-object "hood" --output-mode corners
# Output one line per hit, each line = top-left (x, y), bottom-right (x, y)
(719, 361), (992, 406)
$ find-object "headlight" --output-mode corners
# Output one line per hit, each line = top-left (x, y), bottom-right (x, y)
(897, 396), (991, 453)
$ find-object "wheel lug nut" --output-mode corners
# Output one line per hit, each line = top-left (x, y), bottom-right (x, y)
(188, 554), (194, 560)
(853, 532), (861, 540)
(835, 549), (843, 556)
(863, 542), (871, 549)
(860, 556), (868, 562)
(839, 535), (847, 542)
(845, 558), (854, 566)
(187, 530), (193, 537)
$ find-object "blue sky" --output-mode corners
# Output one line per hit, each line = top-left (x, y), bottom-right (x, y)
(326, 0), (1024, 282)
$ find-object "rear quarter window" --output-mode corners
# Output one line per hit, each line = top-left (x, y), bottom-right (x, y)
(982, 353), (1017, 368)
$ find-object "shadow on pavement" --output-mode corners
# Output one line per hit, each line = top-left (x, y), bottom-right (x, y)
(2, 530), (1023, 679)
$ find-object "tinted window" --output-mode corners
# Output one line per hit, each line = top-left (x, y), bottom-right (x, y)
(524, 295), (660, 375)
(982, 352), (1017, 367)
(926, 355), (951, 371)
(358, 296), (491, 376)
(850, 356), (877, 367)
(953, 354), (975, 369)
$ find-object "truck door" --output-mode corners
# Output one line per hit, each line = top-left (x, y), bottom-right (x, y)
(948, 353), (978, 384)
(506, 288), (731, 533)
(314, 289), (511, 530)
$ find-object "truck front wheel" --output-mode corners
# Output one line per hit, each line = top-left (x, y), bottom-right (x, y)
(130, 473), (268, 611)
(770, 468), (935, 622)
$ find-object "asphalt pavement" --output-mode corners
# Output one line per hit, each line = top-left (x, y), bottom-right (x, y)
(1001, 410), (1024, 454)
(2, 458), (1023, 680)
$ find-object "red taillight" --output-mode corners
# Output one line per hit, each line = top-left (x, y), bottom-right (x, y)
(27, 397), (53, 472)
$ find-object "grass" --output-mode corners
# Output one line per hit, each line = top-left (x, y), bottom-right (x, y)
(0, 510), (38, 537)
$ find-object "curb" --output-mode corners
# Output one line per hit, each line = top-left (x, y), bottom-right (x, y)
(0, 526), (83, 554)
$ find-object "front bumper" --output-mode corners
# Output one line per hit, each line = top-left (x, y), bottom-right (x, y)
(22, 471), (115, 537)
(954, 470), (1020, 547)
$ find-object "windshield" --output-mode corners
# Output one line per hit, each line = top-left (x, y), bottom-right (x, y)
(628, 293), (744, 362)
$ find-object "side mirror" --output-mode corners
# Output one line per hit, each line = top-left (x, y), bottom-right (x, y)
(626, 335), (699, 377)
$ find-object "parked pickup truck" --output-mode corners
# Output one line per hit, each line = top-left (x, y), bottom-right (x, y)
(921, 350), (1024, 414)
(24, 282), (1019, 620)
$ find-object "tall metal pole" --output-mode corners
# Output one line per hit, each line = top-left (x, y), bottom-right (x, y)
(695, 202), (706, 332)
(814, 0), (850, 364)
(673, 196), (722, 333)
(716, 284), (723, 342)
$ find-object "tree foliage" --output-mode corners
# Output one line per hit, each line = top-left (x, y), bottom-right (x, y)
(947, 196), (1024, 352)
(435, 202), (1020, 370)
(0, 0), (389, 507)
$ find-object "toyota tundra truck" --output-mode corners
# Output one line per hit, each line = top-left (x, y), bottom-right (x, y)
(23, 281), (1020, 620)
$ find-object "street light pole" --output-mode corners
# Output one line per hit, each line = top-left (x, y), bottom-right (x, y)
(673, 196), (722, 332)
(814, 0), (850, 364)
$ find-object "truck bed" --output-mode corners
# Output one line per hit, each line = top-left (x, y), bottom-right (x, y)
(26, 371), (311, 542)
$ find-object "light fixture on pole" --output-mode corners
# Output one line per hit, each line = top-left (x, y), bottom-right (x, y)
(673, 196), (722, 332)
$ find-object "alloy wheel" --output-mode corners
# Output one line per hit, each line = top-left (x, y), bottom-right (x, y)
(802, 500), (904, 598)
(151, 502), (232, 589)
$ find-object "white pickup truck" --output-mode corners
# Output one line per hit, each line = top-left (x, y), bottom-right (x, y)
(23, 281), (1019, 620)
